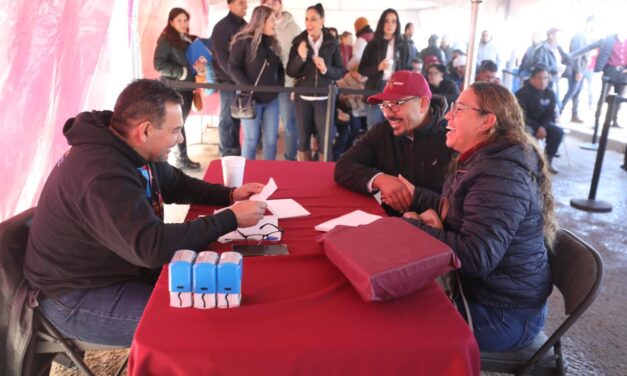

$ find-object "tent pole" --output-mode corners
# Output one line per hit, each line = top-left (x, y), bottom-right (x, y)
(464, 0), (483, 89)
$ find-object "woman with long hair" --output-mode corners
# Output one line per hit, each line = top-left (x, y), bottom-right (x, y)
(154, 7), (201, 170)
(286, 3), (346, 161)
(229, 5), (284, 160)
(402, 82), (556, 352)
(358, 8), (411, 129)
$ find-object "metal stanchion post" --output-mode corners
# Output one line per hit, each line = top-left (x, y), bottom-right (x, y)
(570, 94), (620, 212)
(323, 83), (337, 162)
(581, 77), (611, 150)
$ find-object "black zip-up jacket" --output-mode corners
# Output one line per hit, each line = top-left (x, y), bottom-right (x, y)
(24, 111), (238, 297)
(211, 11), (246, 83)
(286, 29), (346, 93)
(515, 82), (557, 132)
(334, 96), (453, 216)
(358, 37), (412, 92)
(229, 35), (285, 104)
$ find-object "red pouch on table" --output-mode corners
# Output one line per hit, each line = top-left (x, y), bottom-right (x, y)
(319, 217), (460, 302)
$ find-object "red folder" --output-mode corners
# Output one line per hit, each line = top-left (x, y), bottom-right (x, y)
(319, 217), (460, 302)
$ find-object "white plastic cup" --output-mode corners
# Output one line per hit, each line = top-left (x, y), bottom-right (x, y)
(221, 156), (246, 187)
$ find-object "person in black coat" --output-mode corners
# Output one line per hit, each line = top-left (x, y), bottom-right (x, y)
(402, 82), (555, 352)
(334, 71), (453, 216)
(229, 5), (285, 160)
(515, 66), (564, 173)
(286, 3), (346, 161)
(426, 63), (459, 108)
(154, 8), (201, 170)
(210, 0), (247, 156)
(358, 8), (411, 129)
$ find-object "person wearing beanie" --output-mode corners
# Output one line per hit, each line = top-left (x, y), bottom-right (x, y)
(334, 70), (453, 216)
(346, 17), (374, 71)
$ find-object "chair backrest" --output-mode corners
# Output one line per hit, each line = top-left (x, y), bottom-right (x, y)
(0, 208), (36, 301)
(516, 228), (604, 375)
(550, 228), (603, 316)
(0, 208), (36, 376)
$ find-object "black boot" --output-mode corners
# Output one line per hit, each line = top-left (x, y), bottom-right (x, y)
(175, 135), (201, 170)
(547, 156), (558, 174)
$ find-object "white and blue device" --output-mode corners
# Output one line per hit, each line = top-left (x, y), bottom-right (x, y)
(217, 251), (243, 308)
(168, 250), (196, 308)
(193, 251), (218, 309)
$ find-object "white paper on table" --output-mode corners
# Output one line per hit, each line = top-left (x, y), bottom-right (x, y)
(266, 199), (310, 219)
(249, 178), (277, 202)
(314, 210), (382, 232)
(217, 215), (281, 243)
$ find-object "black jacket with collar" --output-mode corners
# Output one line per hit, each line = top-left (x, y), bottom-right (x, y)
(286, 29), (346, 92)
(334, 96), (453, 216)
(154, 34), (197, 83)
(358, 37), (412, 92)
(211, 11), (247, 83)
(229, 35), (285, 104)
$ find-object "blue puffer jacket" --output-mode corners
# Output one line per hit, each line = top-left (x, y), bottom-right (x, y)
(406, 141), (552, 308)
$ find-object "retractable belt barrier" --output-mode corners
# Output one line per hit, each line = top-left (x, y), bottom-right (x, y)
(162, 78), (378, 162)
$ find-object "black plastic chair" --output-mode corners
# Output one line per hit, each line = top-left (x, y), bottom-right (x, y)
(480, 229), (604, 375)
(0, 208), (127, 376)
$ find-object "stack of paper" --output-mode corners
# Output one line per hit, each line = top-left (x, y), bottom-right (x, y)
(266, 199), (310, 219)
(314, 210), (382, 232)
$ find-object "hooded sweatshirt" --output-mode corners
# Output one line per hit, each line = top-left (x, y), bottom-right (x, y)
(24, 111), (237, 297)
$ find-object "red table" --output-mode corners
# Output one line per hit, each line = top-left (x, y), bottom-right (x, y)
(128, 160), (479, 375)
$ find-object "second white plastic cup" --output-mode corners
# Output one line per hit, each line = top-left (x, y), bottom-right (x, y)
(221, 156), (246, 187)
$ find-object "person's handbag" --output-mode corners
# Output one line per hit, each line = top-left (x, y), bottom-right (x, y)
(230, 60), (268, 119)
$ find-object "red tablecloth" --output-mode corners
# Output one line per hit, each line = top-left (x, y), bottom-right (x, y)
(128, 160), (479, 375)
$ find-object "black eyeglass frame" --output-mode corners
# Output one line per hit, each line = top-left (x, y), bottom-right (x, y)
(236, 223), (285, 246)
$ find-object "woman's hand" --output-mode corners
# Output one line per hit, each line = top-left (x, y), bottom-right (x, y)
(232, 183), (265, 201)
(403, 211), (422, 221)
(297, 41), (308, 61)
(312, 56), (327, 74)
(378, 59), (391, 72)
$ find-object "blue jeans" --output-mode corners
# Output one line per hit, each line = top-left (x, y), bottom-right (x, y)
(561, 76), (584, 116)
(218, 89), (241, 156)
(457, 298), (548, 352)
(366, 104), (385, 130)
(241, 98), (279, 160)
(39, 281), (153, 346)
(278, 92), (298, 160)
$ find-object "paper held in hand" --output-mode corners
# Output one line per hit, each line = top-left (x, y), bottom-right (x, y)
(314, 210), (382, 232)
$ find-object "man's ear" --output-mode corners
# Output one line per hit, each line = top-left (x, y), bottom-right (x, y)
(137, 121), (152, 143)
(420, 96), (430, 113)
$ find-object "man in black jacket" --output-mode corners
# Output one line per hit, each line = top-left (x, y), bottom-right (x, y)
(24, 79), (266, 346)
(211, 0), (247, 156)
(334, 71), (453, 216)
(515, 66), (564, 173)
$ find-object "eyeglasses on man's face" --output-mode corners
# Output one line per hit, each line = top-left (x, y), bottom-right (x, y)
(378, 96), (419, 113)
(449, 102), (487, 119)
(236, 223), (284, 246)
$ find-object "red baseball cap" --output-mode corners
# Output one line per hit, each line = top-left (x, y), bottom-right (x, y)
(367, 70), (432, 104)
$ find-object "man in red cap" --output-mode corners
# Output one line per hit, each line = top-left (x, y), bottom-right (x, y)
(334, 70), (453, 216)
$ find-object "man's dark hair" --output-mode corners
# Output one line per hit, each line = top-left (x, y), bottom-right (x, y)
(530, 65), (548, 78)
(110, 79), (183, 137)
(405, 22), (413, 32)
(478, 59), (498, 73)
(411, 57), (423, 64)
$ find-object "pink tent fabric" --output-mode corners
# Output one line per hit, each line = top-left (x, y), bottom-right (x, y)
(0, 0), (210, 221)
